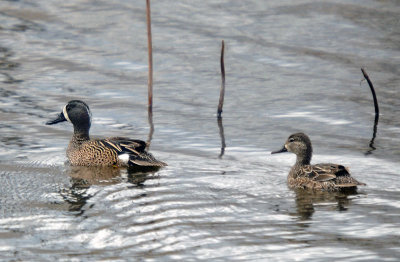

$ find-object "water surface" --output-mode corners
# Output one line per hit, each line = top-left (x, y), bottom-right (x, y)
(1, 0), (400, 261)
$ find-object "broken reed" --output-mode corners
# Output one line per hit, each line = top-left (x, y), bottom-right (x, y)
(361, 68), (379, 118)
(361, 68), (379, 154)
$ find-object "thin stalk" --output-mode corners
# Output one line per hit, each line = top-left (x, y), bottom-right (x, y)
(146, 0), (153, 111)
(217, 40), (225, 118)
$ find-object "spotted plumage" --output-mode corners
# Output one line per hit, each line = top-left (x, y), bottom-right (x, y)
(271, 133), (365, 191)
(46, 100), (166, 167)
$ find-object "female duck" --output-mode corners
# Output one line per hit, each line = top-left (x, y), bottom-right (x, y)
(46, 100), (166, 167)
(272, 133), (365, 191)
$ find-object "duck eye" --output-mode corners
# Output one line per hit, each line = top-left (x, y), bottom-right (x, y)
(289, 138), (295, 142)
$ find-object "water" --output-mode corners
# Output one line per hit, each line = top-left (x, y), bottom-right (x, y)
(1, 0), (400, 261)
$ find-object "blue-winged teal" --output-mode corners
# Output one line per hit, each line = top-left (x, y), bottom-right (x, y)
(271, 133), (365, 191)
(46, 100), (167, 167)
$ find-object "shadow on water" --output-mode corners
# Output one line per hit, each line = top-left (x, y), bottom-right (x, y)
(60, 166), (162, 215)
(293, 189), (359, 221)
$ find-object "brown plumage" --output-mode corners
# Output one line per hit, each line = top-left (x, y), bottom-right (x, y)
(272, 133), (365, 191)
(47, 100), (166, 167)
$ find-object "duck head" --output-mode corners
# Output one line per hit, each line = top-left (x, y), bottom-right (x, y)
(271, 132), (313, 165)
(46, 100), (92, 132)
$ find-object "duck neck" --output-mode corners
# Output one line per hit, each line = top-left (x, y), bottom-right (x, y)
(72, 126), (90, 145)
(295, 149), (312, 166)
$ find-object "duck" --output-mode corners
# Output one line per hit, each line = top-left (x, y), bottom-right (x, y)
(46, 100), (167, 168)
(271, 132), (365, 191)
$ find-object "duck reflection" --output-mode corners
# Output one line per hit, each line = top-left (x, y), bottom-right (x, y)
(126, 166), (161, 187)
(69, 166), (122, 185)
(60, 166), (161, 214)
(293, 189), (358, 221)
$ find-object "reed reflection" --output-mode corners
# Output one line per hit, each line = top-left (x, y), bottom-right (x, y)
(217, 116), (226, 158)
(366, 114), (379, 155)
(146, 108), (154, 150)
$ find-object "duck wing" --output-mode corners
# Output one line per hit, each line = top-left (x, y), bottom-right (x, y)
(104, 137), (147, 153)
(302, 164), (337, 181)
(103, 137), (166, 167)
(306, 164), (364, 187)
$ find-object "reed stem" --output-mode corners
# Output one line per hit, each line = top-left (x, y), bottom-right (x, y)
(361, 68), (379, 117)
(146, 0), (153, 110)
(217, 40), (225, 118)
(361, 68), (379, 154)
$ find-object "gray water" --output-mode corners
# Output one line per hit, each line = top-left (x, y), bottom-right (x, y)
(1, 0), (400, 261)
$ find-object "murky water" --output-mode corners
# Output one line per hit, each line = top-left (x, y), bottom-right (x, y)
(1, 0), (400, 261)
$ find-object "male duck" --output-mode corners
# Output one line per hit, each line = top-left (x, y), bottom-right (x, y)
(46, 100), (167, 167)
(271, 133), (365, 191)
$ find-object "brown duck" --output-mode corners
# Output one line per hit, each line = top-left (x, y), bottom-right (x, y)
(272, 133), (365, 191)
(46, 100), (166, 167)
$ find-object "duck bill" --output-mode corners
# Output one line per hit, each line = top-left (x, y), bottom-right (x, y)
(46, 112), (66, 125)
(271, 146), (288, 154)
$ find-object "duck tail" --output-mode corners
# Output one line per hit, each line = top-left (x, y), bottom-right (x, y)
(128, 151), (167, 167)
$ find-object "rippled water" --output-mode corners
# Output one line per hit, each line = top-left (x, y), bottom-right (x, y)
(1, 0), (400, 261)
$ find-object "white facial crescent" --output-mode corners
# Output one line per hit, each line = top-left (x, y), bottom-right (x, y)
(63, 105), (72, 122)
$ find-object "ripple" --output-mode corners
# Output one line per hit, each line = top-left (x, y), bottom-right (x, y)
(272, 111), (353, 125)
